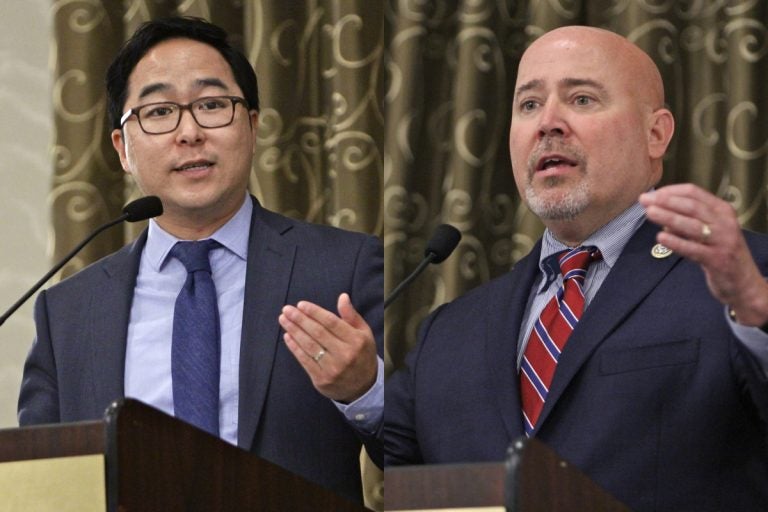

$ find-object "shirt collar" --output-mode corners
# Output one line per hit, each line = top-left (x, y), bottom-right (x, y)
(144, 193), (252, 271)
(537, 200), (647, 284)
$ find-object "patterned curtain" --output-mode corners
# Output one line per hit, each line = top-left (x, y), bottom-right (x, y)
(48, 0), (768, 506)
(50, 0), (382, 271)
(50, 0), (383, 508)
(384, 0), (768, 377)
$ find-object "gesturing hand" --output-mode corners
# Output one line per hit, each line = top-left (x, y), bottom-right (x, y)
(640, 184), (768, 326)
(279, 293), (377, 403)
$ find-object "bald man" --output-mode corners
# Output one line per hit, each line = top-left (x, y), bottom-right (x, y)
(385, 26), (768, 510)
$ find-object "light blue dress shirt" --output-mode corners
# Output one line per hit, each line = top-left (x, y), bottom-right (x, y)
(125, 194), (383, 444)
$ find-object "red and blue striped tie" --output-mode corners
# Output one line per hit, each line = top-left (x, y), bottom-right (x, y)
(520, 246), (600, 436)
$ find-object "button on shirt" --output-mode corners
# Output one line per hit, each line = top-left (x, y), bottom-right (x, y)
(125, 194), (383, 444)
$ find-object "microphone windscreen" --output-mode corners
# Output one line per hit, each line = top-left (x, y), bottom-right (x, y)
(424, 224), (461, 263)
(122, 196), (163, 222)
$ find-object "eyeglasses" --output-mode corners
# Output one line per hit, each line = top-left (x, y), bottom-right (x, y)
(120, 95), (248, 135)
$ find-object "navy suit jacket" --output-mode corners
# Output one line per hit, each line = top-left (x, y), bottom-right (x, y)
(19, 196), (383, 504)
(385, 221), (768, 511)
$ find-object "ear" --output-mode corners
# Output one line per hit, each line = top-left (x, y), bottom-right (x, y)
(111, 128), (130, 174)
(647, 108), (674, 160)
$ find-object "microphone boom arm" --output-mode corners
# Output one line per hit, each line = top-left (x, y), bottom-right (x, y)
(384, 224), (461, 310)
(0, 214), (128, 327)
(384, 253), (436, 309)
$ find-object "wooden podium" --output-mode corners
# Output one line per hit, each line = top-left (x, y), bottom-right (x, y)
(385, 438), (632, 511)
(0, 399), (368, 511)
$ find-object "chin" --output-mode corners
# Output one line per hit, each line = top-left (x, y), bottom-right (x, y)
(525, 183), (590, 221)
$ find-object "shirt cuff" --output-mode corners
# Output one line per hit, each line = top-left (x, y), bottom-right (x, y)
(726, 306), (768, 375)
(333, 356), (383, 434)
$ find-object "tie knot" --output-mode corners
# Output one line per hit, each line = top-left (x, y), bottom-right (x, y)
(557, 246), (600, 282)
(171, 239), (219, 274)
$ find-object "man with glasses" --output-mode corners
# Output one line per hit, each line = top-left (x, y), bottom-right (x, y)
(18, 17), (382, 504)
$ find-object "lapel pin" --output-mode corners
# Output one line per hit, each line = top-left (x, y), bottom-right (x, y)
(651, 243), (673, 259)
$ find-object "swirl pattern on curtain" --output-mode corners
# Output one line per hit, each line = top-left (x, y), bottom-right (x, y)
(50, 0), (382, 276)
(384, 0), (768, 373)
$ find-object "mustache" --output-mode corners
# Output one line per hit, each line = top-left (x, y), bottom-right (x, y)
(527, 139), (586, 175)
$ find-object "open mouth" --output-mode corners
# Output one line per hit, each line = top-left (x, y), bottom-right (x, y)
(536, 155), (577, 171)
(174, 160), (214, 172)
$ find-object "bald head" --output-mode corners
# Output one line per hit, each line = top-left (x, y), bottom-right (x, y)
(509, 25), (675, 244)
(519, 26), (665, 111)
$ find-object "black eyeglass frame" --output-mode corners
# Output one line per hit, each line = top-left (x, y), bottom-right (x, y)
(119, 95), (249, 134)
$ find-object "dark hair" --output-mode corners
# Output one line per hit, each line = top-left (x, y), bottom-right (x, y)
(106, 16), (259, 130)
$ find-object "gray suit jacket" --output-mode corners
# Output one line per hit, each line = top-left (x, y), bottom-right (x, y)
(19, 196), (383, 504)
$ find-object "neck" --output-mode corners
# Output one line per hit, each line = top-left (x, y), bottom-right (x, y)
(157, 217), (227, 240)
(157, 198), (246, 240)
(545, 218), (596, 248)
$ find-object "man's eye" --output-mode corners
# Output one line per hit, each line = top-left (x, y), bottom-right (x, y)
(574, 96), (592, 106)
(144, 105), (175, 118)
(520, 100), (538, 112)
(197, 98), (228, 111)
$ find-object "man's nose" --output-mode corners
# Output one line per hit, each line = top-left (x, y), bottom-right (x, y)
(175, 109), (205, 145)
(537, 100), (568, 138)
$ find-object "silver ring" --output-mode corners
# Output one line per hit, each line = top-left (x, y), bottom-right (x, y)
(701, 223), (712, 242)
(313, 349), (326, 363)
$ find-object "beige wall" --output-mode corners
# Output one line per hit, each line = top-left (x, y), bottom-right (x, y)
(0, 1), (52, 427)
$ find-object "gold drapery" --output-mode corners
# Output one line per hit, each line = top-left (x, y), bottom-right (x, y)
(50, 0), (382, 272)
(50, 0), (383, 509)
(384, 0), (768, 375)
(50, 0), (768, 508)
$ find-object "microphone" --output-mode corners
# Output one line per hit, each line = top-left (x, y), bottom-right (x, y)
(384, 224), (461, 309)
(0, 196), (163, 327)
(122, 195), (163, 222)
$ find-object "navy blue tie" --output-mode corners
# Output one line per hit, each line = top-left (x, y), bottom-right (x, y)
(170, 239), (220, 436)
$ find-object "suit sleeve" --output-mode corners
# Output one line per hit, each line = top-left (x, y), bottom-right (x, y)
(383, 356), (423, 466)
(728, 237), (768, 425)
(383, 307), (447, 466)
(351, 234), (383, 359)
(349, 234), (384, 467)
(728, 316), (768, 374)
(17, 290), (61, 425)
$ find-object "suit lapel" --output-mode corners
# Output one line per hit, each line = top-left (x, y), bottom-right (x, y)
(485, 241), (542, 441)
(534, 221), (681, 432)
(237, 199), (296, 448)
(86, 231), (145, 416)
